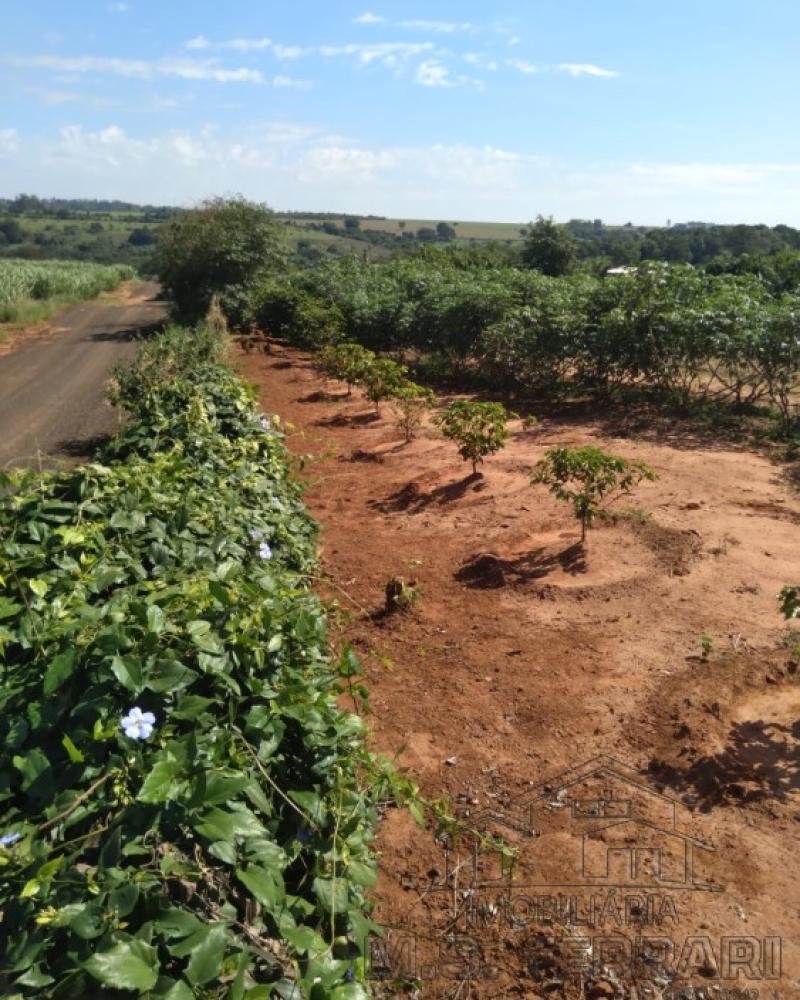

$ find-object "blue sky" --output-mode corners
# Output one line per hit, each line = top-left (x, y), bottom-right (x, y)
(2, 0), (799, 223)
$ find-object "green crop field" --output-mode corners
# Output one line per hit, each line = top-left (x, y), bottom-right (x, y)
(0, 259), (135, 326)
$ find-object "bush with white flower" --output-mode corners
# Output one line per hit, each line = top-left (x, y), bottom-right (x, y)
(0, 323), (395, 998)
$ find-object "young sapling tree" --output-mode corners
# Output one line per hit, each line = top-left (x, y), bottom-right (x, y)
(391, 382), (435, 443)
(361, 357), (408, 414)
(434, 400), (516, 475)
(316, 342), (375, 396)
(532, 445), (656, 546)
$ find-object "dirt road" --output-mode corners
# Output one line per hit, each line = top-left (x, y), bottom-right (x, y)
(0, 282), (164, 470)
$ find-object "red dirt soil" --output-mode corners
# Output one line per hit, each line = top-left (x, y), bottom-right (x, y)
(237, 344), (800, 999)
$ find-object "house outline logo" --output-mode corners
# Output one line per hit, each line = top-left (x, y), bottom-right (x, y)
(431, 754), (720, 893)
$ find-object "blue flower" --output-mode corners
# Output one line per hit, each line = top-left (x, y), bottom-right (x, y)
(0, 832), (21, 847)
(258, 541), (273, 561)
(248, 528), (264, 541)
(120, 707), (156, 740)
(344, 967), (355, 983)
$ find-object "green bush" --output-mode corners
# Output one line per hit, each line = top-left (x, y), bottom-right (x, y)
(390, 382), (435, 443)
(434, 400), (515, 474)
(251, 281), (345, 349)
(532, 445), (657, 544)
(154, 197), (288, 326)
(0, 325), (391, 998)
(315, 343), (375, 395)
(359, 358), (408, 414)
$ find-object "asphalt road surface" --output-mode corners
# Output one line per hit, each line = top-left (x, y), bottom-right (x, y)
(0, 282), (165, 470)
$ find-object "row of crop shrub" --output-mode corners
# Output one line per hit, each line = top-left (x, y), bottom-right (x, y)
(148, 199), (800, 434)
(0, 319), (393, 997)
(250, 249), (800, 434)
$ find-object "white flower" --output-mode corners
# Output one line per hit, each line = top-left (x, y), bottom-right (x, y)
(258, 541), (273, 561)
(248, 528), (264, 540)
(259, 416), (271, 431)
(0, 832), (21, 847)
(120, 707), (156, 740)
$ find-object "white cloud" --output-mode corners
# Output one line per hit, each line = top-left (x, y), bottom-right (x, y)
(5, 53), (309, 87)
(4, 122), (800, 225)
(273, 75), (313, 90)
(507, 58), (539, 75)
(317, 42), (434, 66)
(222, 37), (273, 52)
(415, 61), (485, 89)
(158, 58), (267, 84)
(8, 54), (152, 79)
(270, 44), (308, 60)
(353, 13), (473, 32)
(398, 19), (473, 33)
(30, 88), (81, 105)
(107, 2), (129, 11)
(181, 36), (430, 67)
(416, 61), (453, 88)
(507, 60), (620, 79)
(464, 53), (498, 71)
(26, 86), (121, 108)
(507, 36), (521, 47)
(557, 63), (620, 78)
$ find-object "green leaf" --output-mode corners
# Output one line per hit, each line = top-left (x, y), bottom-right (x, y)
(185, 923), (228, 986)
(313, 877), (349, 914)
(62, 733), (85, 764)
(146, 603), (166, 634)
(187, 619), (211, 637)
(203, 774), (249, 805)
(19, 878), (40, 899)
(193, 808), (235, 843)
(36, 857), (62, 882)
(138, 758), (183, 804)
(13, 748), (50, 792)
(155, 908), (204, 941)
(161, 980), (195, 1000)
(0, 597), (22, 620)
(330, 984), (370, 999)
(28, 578), (48, 598)
(110, 883), (139, 917)
(85, 940), (159, 991)
(145, 660), (198, 693)
(208, 840), (238, 865)
(172, 694), (216, 720)
(111, 654), (144, 693)
(346, 861), (376, 888)
(43, 650), (76, 695)
(65, 901), (106, 939)
(15, 964), (55, 988)
(236, 865), (285, 908)
(283, 924), (326, 955)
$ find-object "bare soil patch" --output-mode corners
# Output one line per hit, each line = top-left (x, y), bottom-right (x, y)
(238, 344), (800, 998)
